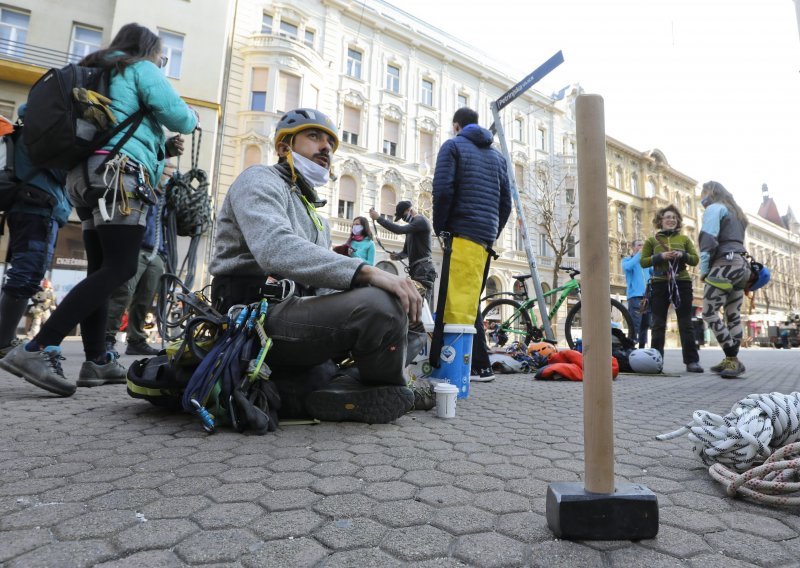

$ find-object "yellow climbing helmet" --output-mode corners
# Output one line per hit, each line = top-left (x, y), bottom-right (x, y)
(274, 108), (339, 153)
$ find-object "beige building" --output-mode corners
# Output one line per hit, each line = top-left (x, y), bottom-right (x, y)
(0, 0), (230, 291)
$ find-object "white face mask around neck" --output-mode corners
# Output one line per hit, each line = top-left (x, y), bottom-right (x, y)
(291, 151), (330, 187)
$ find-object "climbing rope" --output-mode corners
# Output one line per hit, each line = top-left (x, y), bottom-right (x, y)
(655, 392), (800, 471)
(708, 442), (800, 507)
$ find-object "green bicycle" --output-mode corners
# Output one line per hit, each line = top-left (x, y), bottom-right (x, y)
(480, 265), (635, 350)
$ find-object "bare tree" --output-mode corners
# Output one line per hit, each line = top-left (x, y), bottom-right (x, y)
(521, 159), (580, 328)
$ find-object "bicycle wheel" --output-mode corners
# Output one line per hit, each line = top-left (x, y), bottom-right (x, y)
(481, 299), (535, 349)
(563, 299), (635, 350)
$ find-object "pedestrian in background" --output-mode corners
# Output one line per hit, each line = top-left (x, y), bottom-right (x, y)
(699, 180), (750, 378)
(622, 239), (653, 348)
(640, 205), (703, 373)
(334, 216), (375, 265)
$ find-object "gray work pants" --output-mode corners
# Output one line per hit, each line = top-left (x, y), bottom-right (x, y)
(106, 250), (165, 344)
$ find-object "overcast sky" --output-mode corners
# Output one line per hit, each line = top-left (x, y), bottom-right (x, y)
(395, 0), (800, 219)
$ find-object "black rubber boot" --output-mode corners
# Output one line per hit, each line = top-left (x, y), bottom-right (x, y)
(0, 293), (30, 349)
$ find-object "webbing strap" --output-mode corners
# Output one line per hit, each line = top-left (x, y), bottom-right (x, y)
(428, 233), (453, 368)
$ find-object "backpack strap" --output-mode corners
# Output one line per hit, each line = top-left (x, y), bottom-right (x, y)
(92, 108), (148, 174)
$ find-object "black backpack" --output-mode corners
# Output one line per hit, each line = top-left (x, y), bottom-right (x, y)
(1, 124), (57, 215)
(23, 64), (146, 170)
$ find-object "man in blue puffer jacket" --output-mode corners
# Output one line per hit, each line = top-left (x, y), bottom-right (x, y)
(432, 107), (511, 382)
(0, 104), (71, 358)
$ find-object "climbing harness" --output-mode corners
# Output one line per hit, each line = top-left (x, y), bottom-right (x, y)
(96, 153), (153, 222)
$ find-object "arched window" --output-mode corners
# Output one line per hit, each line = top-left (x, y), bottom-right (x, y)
(243, 145), (261, 168)
(614, 167), (623, 190)
(380, 185), (396, 220)
(645, 178), (656, 198)
(630, 173), (639, 196)
(338, 175), (357, 219)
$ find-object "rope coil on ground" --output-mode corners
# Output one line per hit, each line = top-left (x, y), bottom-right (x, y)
(655, 392), (800, 470)
(708, 442), (800, 506)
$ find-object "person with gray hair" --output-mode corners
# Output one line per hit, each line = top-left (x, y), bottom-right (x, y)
(621, 239), (653, 348)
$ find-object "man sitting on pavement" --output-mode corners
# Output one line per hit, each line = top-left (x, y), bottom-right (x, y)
(209, 108), (426, 424)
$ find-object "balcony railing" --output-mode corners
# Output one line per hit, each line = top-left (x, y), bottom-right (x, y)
(0, 38), (76, 70)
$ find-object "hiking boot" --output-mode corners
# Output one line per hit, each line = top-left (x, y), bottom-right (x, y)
(77, 353), (127, 387)
(710, 357), (732, 373)
(686, 362), (704, 373)
(126, 341), (160, 356)
(720, 358), (746, 379)
(305, 375), (414, 424)
(0, 344), (75, 397)
(470, 368), (495, 382)
(410, 378), (435, 411)
(0, 337), (24, 359)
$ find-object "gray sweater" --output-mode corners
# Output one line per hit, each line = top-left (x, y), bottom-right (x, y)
(209, 165), (364, 291)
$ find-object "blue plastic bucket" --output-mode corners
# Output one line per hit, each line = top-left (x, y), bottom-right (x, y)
(430, 324), (475, 398)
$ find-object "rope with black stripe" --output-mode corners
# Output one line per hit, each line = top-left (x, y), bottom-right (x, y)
(656, 392), (800, 506)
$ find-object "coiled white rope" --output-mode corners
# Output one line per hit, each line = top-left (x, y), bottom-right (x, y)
(656, 392), (800, 470)
(656, 392), (800, 506)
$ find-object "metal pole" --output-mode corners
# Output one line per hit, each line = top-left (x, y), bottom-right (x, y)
(576, 94), (614, 494)
(492, 102), (555, 342)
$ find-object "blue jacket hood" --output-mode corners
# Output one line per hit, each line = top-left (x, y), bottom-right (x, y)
(460, 124), (493, 148)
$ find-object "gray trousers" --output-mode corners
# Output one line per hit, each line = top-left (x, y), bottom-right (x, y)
(106, 250), (165, 344)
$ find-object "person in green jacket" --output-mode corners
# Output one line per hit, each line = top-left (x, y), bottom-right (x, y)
(640, 204), (703, 373)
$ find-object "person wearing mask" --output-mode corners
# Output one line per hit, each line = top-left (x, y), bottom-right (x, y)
(334, 216), (375, 265)
(699, 181), (751, 378)
(0, 23), (198, 396)
(0, 106), (70, 361)
(209, 108), (425, 424)
(369, 201), (436, 307)
(621, 239), (654, 348)
(640, 205), (703, 373)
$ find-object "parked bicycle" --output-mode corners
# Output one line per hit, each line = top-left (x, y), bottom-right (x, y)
(480, 265), (635, 350)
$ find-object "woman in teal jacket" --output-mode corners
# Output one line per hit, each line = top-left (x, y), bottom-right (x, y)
(0, 23), (198, 397)
(347, 216), (375, 265)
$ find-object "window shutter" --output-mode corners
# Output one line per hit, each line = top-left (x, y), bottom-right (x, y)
(380, 185), (396, 217)
(339, 176), (357, 202)
(278, 72), (300, 112)
(344, 107), (360, 134)
(384, 120), (399, 143)
(252, 68), (268, 92)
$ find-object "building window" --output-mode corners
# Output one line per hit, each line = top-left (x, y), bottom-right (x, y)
(383, 119), (399, 157)
(614, 167), (623, 190)
(279, 20), (298, 41)
(514, 164), (524, 190)
(420, 79), (433, 106)
(645, 178), (656, 198)
(386, 64), (400, 93)
(0, 8), (29, 58)
(380, 185), (396, 220)
(159, 30), (184, 79)
(631, 173), (639, 196)
(617, 208), (625, 234)
(346, 48), (362, 79)
(276, 71), (300, 113)
(338, 176), (357, 219)
(537, 127), (546, 150)
(633, 210), (642, 239)
(419, 131), (433, 168)
(514, 118), (524, 142)
(566, 235), (576, 257)
(515, 224), (525, 252)
(68, 25), (102, 63)
(250, 68), (268, 112)
(262, 13), (273, 34)
(243, 145), (261, 168)
(565, 187), (575, 204)
(304, 29), (315, 49)
(457, 93), (468, 109)
(539, 233), (551, 257)
(342, 106), (360, 146)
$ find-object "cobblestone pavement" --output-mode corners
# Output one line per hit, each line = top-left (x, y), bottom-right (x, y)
(1, 340), (800, 567)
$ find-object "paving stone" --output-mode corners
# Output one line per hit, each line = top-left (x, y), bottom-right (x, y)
(687, 553), (761, 568)
(307, 450), (356, 463)
(263, 471), (318, 490)
(380, 524), (452, 561)
(668, 490), (733, 513)
(417, 485), (474, 507)
(94, 550), (186, 568)
(1, 502), (86, 529)
(310, 461), (360, 477)
(436, 460), (485, 476)
(453, 474), (506, 492)
(718, 511), (797, 540)
(0, 527), (53, 563)
(251, 509), (325, 540)
(312, 493), (378, 518)
(496, 511), (552, 544)
(194, 502), (264, 529)
(313, 517), (385, 550)
(54, 510), (141, 539)
(310, 475), (364, 495)
(205, 482), (268, 503)
(453, 531), (527, 568)
(473, 491), (531, 514)
(159, 476), (222, 496)
(113, 519), (199, 554)
(639, 523), (711, 557)
(349, 452), (395, 466)
(606, 545), (689, 567)
(175, 528), (262, 564)
(140, 495), (212, 519)
(357, 465), (405, 482)
(173, 462), (229, 477)
(242, 536), (328, 567)
(87, 489), (161, 511)
(403, 469), (456, 487)
(431, 505), (496, 535)
(364, 480), (417, 501)
(217, 467), (272, 483)
(8, 539), (116, 568)
(371, 499), (435, 528)
(318, 547), (402, 567)
(0, 477), (67, 497)
(260, 488), (321, 512)
(704, 529), (794, 566)
(659, 506), (727, 534)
